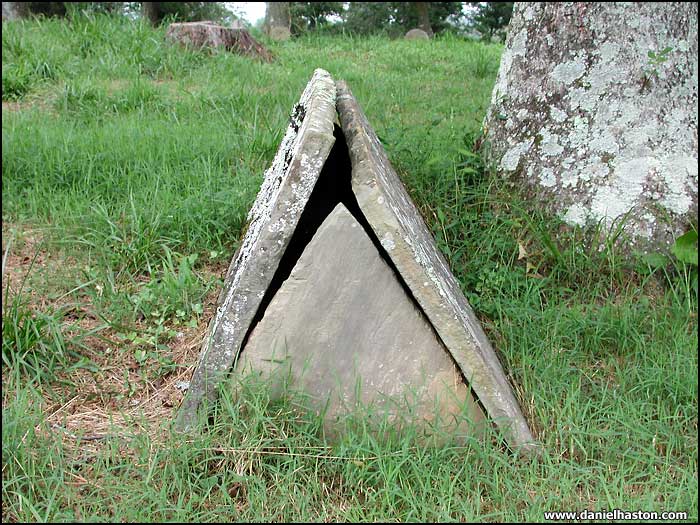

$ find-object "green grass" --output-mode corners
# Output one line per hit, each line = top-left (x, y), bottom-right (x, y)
(2, 14), (698, 522)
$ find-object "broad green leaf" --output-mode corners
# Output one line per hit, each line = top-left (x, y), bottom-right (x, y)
(671, 231), (698, 266)
(641, 252), (669, 269)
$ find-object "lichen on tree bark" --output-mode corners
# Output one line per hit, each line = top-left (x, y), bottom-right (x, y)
(484, 2), (698, 249)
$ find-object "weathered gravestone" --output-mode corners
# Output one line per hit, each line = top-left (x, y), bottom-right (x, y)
(238, 203), (485, 437)
(176, 69), (538, 455)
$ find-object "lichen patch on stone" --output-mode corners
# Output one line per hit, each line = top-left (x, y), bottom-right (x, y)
(485, 3), (698, 248)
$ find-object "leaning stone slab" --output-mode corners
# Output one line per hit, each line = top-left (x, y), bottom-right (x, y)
(237, 203), (485, 436)
(336, 81), (538, 454)
(175, 69), (337, 431)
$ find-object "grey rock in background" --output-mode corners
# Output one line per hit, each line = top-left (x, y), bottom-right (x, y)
(405, 28), (430, 41)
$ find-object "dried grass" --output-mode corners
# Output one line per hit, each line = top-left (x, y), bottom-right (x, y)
(3, 222), (224, 459)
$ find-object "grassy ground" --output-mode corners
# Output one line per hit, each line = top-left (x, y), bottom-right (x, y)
(2, 15), (697, 522)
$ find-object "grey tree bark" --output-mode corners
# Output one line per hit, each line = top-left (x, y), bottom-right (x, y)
(414, 2), (433, 37)
(142, 2), (162, 26)
(264, 2), (291, 41)
(484, 2), (698, 250)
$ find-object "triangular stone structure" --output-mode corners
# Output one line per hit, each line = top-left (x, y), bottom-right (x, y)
(176, 69), (538, 454)
(237, 203), (485, 437)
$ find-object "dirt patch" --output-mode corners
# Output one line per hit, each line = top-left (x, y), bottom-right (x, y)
(98, 78), (192, 102)
(38, 276), (222, 452)
(103, 78), (131, 93)
(2, 89), (57, 114)
(2, 224), (56, 305)
(2, 100), (24, 112)
(3, 223), (231, 456)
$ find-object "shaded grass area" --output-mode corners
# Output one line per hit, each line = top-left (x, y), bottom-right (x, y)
(2, 14), (697, 522)
(3, 364), (697, 522)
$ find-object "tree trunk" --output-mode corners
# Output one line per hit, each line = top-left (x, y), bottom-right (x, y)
(3, 2), (67, 20)
(142, 1), (162, 26)
(414, 2), (433, 37)
(484, 3), (698, 250)
(264, 2), (291, 41)
(2, 2), (30, 20)
(28, 2), (67, 17)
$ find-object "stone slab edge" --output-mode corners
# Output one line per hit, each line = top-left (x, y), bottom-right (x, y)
(175, 69), (337, 431)
(336, 80), (539, 454)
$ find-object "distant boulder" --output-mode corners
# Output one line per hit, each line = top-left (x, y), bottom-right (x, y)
(404, 28), (430, 41)
(165, 21), (273, 62)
